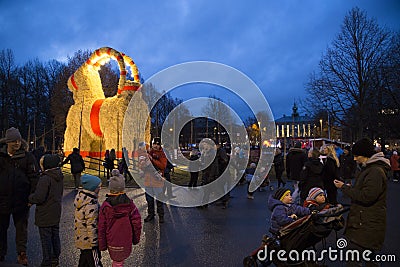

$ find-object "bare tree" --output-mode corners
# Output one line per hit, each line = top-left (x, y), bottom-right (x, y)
(305, 7), (394, 140)
(0, 49), (18, 134)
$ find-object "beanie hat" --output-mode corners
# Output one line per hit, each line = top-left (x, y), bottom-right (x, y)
(344, 145), (351, 151)
(81, 174), (102, 192)
(274, 188), (291, 201)
(42, 154), (60, 170)
(5, 127), (22, 142)
(352, 138), (375, 158)
(153, 137), (161, 145)
(109, 169), (125, 193)
(307, 187), (325, 201)
(138, 141), (146, 148)
(393, 151), (398, 155)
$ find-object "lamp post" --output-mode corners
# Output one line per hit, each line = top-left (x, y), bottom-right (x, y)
(169, 128), (174, 149)
(319, 119), (323, 137)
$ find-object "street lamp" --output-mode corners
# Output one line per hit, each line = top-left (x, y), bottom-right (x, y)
(319, 119), (323, 137)
(169, 128), (175, 149)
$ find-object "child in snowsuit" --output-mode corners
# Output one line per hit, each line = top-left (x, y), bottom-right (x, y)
(98, 169), (142, 267)
(267, 188), (310, 234)
(74, 174), (103, 267)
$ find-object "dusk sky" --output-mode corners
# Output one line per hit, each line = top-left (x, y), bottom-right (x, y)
(1, 0), (399, 120)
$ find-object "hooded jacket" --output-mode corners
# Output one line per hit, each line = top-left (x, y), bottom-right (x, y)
(0, 139), (39, 214)
(98, 194), (142, 262)
(267, 195), (310, 234)
(29, 168), (64, 227)
(341, 152), (390, 250)
(74, 189), (100, 249)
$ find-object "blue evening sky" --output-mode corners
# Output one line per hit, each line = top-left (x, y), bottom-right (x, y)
(0, 0), (399, 120)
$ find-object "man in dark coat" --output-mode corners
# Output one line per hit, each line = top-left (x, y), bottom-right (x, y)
(216, 142), (230, 208)
(334, 138), (390, 266)
(199, 138), (219, 208)
(62, 147), (85, 189)
(286, 141), (307, 182)
(339, 145), (356, 183)
(299, 148), (324, 204)
(273, 148), (285, 188)
(0, 127), (39, 265)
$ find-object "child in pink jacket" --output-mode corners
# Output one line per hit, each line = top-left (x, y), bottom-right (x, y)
(98, 169), (142, 267)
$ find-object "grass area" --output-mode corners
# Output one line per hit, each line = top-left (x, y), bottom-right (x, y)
(170, 168), (191, 186)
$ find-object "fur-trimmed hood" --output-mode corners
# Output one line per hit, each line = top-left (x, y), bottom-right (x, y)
(365, 152), (390, 169)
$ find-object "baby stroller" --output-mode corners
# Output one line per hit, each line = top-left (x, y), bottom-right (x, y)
(243, 206), (347, 267)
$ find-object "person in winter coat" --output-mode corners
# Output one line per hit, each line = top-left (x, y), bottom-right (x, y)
(321, 145), (340, 204)
(0, 127), (39, 265)
(199, 138), (219, 208)
(285, 141), (307, 183)
(142, 137), (167, 223)
(273, 148), (285, 188)
(216, 142), (230, 209)
(339, 145), (356, 183)
(104, 149), (116, 181)
(334, 138), (390, 266)
(62, 147), (85, 189)
(29, 154), (64, 267)
(267, 188), (310, 234)
(98, 169), (142, 267)
(188, 149), (200, 188)
(244, 163), (257, 199)
(390, 150), (399, 182)
(299, 148), (324, 204)
(74, 174), (103, 267)
(162, 145), (176, 199)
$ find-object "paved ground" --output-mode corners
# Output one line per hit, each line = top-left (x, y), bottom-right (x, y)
(1, 180), (399, 267)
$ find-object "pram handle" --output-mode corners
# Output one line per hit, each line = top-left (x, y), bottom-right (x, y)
(314, 206), (350, 218)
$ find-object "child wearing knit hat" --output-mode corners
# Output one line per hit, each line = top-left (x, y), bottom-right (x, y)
(29, 154), (64, 267)
(303, 187), (329, 211)
(98, 169), (142, 267)
(267, 188), (310, 234)
(304, 187), (343, 212)
(74, 174), (103, 267)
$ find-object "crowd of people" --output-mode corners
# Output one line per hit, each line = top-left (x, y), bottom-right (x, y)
(1, 125), (399, 266)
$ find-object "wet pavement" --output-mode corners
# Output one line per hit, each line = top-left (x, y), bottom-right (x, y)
(1, 180), (399, 266)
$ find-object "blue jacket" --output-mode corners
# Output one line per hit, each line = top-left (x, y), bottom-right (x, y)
(267, 195), (310, 234)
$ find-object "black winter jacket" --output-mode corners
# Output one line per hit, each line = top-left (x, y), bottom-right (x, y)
(63, 152), (85, 174)
(273, 153), (284, 175)
(201, 149), (218, 184)
(299, 158), (324, 201)
(322, 156), (339, 190)
(0, 140), (39, 214)
(339, 152), (356, 180)
(29, 168), (64, 227)
(286, 148), (307, 180)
